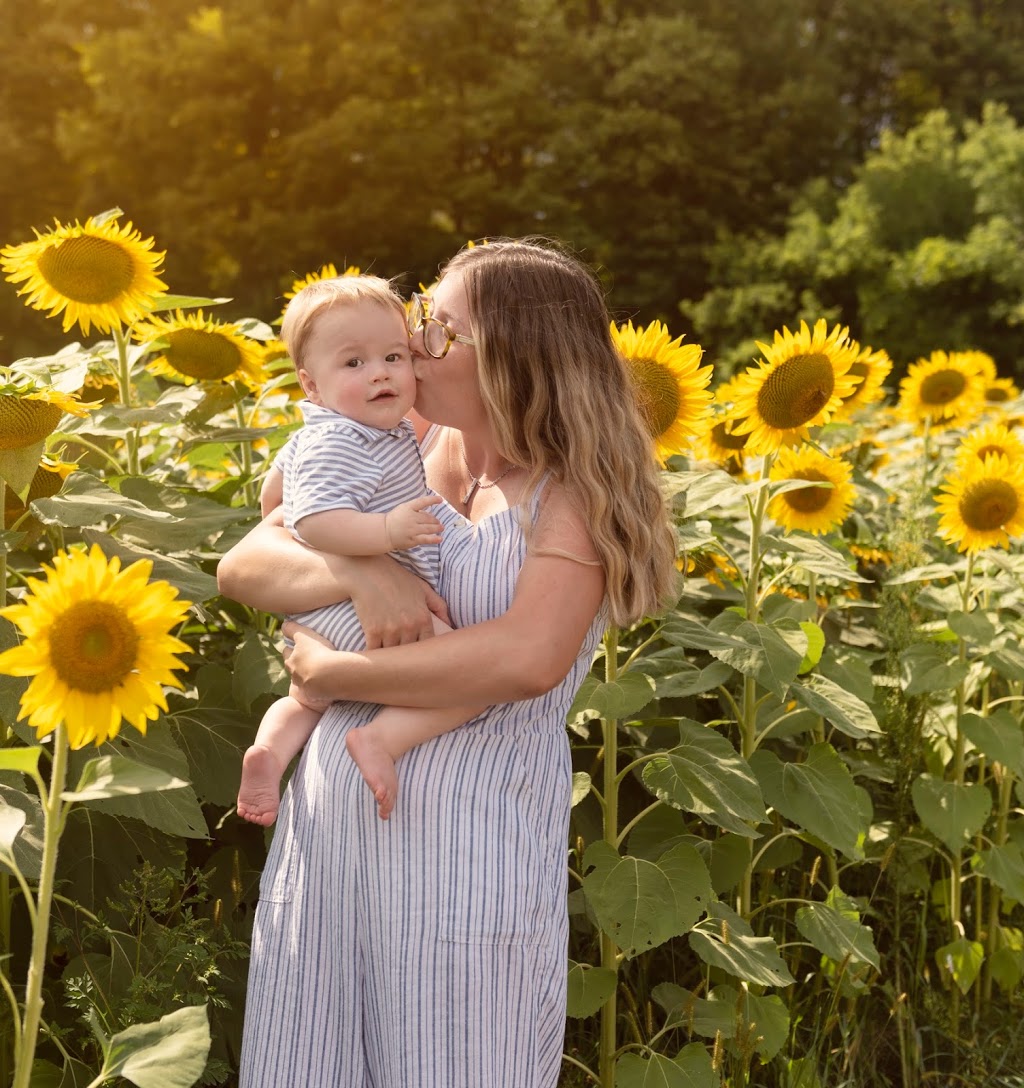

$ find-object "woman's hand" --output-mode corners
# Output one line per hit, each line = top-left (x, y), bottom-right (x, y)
(282, 622), (342, 711)
(350, 560), (451, 648)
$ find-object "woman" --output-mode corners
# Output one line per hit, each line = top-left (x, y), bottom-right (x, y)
(219, 238), (677, 1087)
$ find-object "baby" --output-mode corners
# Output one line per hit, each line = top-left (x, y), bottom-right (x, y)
(236, 275), (480, 825)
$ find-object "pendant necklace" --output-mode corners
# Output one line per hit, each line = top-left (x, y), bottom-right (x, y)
(460, 438), (518, 506)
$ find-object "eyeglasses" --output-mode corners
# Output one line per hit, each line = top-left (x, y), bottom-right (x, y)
(406, 293), (475, 359)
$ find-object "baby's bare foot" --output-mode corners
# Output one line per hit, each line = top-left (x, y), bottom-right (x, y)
(237, 745), (284, 826)
(346, 728), (399, 819)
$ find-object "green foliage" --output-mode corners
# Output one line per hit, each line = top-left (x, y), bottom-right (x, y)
(56, 865), (245, 1085)
(6, 1), (1024, 362)
(687, 103), (1024, 375)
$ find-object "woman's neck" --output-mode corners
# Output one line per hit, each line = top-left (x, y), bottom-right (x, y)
(456, 426), (508, 481)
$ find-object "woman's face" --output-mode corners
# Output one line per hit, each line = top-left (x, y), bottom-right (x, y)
(411, 268), (488, 429)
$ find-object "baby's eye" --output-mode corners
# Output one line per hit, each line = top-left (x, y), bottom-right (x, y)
(386, 352), (409, 363)
(345, 357), (364, 368)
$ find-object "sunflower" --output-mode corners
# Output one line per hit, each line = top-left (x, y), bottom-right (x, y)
(955, 421), (1024, 470)
(282, 263), (360, 303)
(935, 453), (1024, 553)
(959, 351), (998, 381)
(848, 543), (893, 566)
(730, 320), (859, 455)
(836, 344), (892, 418)
(134, 309), (266, 388)
(0, 544), (191, 747)
(679, 549), (740, 588)
(1, 216), (166, 336)
(611, 319), (713, 464)
(984, 377), (1020, 405)
(897, 351), (985, 430)
(3, 457), (77, 522)
(768, 444), (856, 535)
(0, 372), (91, 451)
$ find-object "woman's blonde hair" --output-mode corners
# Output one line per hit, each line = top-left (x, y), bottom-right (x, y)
(441, 238), (678, 626)
(280, 274), (405, 372)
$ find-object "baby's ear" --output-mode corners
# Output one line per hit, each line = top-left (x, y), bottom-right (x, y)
(297, 368), (318, 401)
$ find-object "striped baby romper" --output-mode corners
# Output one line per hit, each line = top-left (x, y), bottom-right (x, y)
(278, 402), (438, 650)
(239, 479), (605, 1087)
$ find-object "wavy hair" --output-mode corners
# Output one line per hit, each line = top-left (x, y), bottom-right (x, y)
(441, 238), (678, 626)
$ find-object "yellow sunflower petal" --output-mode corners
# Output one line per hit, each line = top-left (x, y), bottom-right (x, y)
(610, 319), (713, 465)
(0, 542), (190, 748)
(134, 308), (266, 389)
(730, 319), (860, 455)
(1, 215), (167, 335)
(935, 453), (1024, 553)
(834, 343), (892, 418)
(898, 351), (985, 431)
(955, 421), (1024, 470)
(768, 444), (856, 535)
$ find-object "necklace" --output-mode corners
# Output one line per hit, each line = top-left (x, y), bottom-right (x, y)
(459, 438), (518, 506)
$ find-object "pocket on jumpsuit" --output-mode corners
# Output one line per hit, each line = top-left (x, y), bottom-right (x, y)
(435, 732), (547, 946)
(257, 818), (297, 904)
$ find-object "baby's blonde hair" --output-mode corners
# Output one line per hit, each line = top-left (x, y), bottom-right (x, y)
(441, 238), (678, 626)
(280, 275), (406, 372)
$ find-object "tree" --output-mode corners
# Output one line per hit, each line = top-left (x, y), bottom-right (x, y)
(685, 104), (1024, 377)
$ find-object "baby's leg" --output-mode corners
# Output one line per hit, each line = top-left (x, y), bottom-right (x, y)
(238, 695), (320, 826)
(346, 615), (486, 820)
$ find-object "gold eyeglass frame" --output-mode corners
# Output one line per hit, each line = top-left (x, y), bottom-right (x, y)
(407, 293), (475, 359)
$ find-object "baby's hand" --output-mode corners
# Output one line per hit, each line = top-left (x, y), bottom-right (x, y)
(384, 495), (443, 550)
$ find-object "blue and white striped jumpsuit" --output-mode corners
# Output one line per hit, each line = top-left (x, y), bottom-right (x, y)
(239, 474), (605, 1087)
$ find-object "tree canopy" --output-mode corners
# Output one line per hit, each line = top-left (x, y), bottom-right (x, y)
(686, 104), (1024, 376)
(3, 0), (1024, 365)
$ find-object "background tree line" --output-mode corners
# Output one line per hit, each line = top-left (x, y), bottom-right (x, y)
(3, 0), (1024, 374)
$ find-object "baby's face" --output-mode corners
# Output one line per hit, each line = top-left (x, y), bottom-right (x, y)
(299, 300), (416, 428)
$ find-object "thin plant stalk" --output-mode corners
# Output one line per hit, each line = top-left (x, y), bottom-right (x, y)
(112, 327), (140, 475)
(11, 725), (69, 1088)
(599, 625), (620, 1088)
(739, 457), (773, 916)
(949, 552), (976, 1032)
(235, 401), (257, 508)
(982, 764), (1015, 1005)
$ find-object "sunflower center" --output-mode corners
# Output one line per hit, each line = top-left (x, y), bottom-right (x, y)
(783, 470), (833, 513)
(163, 328), (242, 380)
(626, 357), (681, 438)
(36, 236), (136, 304)
(712, 420), (748, 451)
(959, 479), (1019, 532)
(986, 386), (1010, 403)
(757, 353), (834, 430)
(920, 369), (966, 406)
(0, 396), (64, 451)
(48, 601), (140, 693)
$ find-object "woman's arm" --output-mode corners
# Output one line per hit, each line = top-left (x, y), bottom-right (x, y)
(217, 511), (450, 645)
(284, 486), (606, 706)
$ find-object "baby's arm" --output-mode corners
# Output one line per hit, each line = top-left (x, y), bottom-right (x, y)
(296, 495), (443, 555)
(260, 466), (284, 519)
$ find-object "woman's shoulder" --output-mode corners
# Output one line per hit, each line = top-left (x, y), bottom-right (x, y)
(531, 480), (601, 566)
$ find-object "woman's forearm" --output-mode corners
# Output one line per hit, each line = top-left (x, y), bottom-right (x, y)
(217, 517), (355, 612)
(315, 619), (553, 706)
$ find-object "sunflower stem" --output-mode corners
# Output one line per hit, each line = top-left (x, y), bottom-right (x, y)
(235, 400), (257, 508)
(11, 725), (68, 1088)
(113, 326), (141, 475)
(948, 551), (975, 1036)
(740, 456), (773, 917)
(599, 625), (620, 1088)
